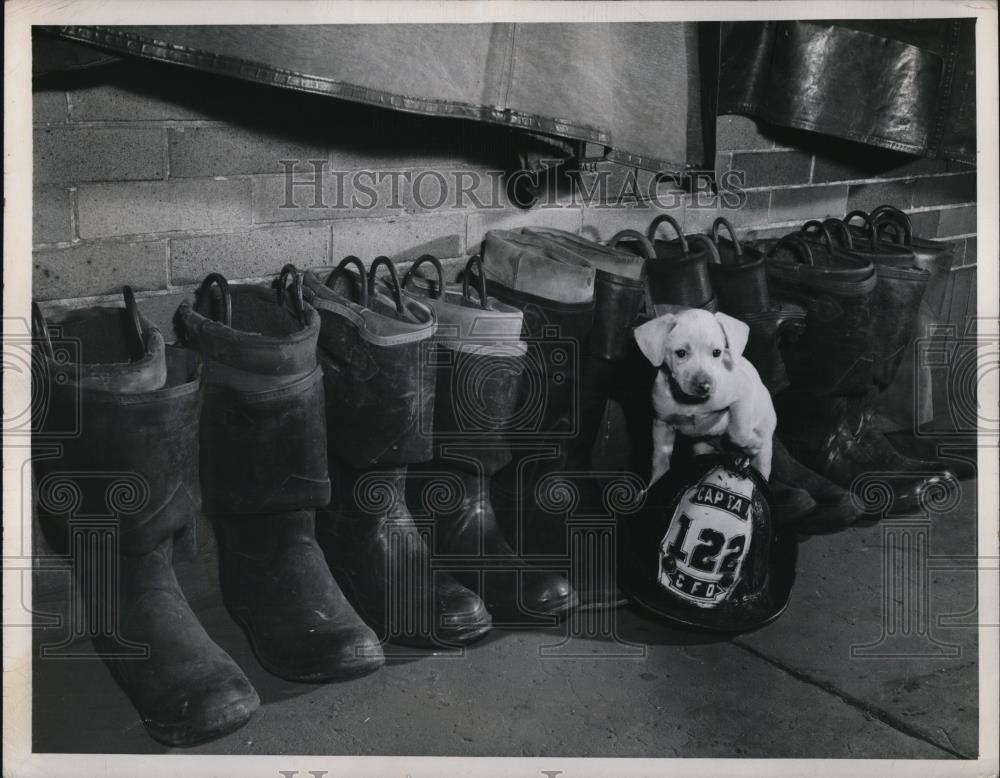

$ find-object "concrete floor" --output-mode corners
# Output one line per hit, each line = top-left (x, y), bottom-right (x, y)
(32, 479), (978, 759)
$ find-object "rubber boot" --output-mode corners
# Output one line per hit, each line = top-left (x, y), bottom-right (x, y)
(707, 219), (855, 529)
(766, 235), (956, 514)
(176, 269), (383, 681)
(478, 230), (597, 559)
(33, 292), (259, 746)
(818, 216), (967, 481)
(305, 257), (492, 647)
(865, 206), (975, 481)
(511, 228), (652, 607)
(401, 254), (578, 622)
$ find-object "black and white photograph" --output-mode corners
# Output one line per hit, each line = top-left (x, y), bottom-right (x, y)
(3, 2), (998, 776)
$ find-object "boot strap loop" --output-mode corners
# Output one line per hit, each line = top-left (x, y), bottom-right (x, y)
(823, 218), (854, 249)
(871, 204), (914, 246)
(646, 214), (688, 254)
(711, 217), (743, 259)
(274, 263), (306, 326)
(767, 234), (815, 265)
(402, 254), (444, 300)
(462, 255), (489, 309)
(875, 219), (909, 247)
(801, 220), (835, 254)
(195, 273), (233, 327)
(122, 286), (147, 361)
(844, 210), (879, 250)
(608, 229), (656, 260)
(368, 256), (404, 314)
(326, 255), (369, 308)
(688, 234), (721, 265)
(31, 301), (54, 360)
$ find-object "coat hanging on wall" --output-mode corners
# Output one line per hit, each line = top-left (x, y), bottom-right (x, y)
(36, 24), (709, 175)
(716, 19), (976, 163)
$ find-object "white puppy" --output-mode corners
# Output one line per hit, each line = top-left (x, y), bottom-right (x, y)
(634, 307), (775, 486)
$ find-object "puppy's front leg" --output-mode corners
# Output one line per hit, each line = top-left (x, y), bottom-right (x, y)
(650, 419), (675, 487)
(752, 434), (773, 481)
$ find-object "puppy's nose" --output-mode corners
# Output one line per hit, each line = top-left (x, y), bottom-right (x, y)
(696, 381), (712, 396)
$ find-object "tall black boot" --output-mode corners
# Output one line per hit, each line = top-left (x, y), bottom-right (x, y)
(401, 254), (578, 622)
(33, 292), (259, 746)
(177, 269), (383, 681)
(708, 218), (856, 530)
(305, 257), (492, 647)
(767, 235), (956, 514)
(479, 230), (598, 558)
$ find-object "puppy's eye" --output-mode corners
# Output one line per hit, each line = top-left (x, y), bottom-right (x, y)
(674, 349), (687, 359)
(712, 349), (722, 358)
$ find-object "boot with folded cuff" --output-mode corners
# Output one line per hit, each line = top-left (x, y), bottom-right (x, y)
(305, 257), (492, 647)
(33, 290), (259, 746)
(176, 268), (384, 681)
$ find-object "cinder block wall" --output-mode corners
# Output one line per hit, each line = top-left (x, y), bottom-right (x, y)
(33, 59), (978, 333)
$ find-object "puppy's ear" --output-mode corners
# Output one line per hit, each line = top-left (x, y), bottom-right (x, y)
(634, 313), (677, 366)
(715, 312), (750, 356)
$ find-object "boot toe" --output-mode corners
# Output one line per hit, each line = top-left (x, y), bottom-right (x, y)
(144, 669), (260, 747)
(435, 585), (493, 644)
(520, 570), (579, 616)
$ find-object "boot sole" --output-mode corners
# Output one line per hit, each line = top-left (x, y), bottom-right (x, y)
(144, 689), (260, 748)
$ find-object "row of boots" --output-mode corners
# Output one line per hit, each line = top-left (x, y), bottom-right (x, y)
(32, 202), (968, 747)
(33, 258), (574, 746)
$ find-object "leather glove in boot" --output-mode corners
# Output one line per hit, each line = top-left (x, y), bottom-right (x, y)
(177, 269), (383, 681)
(33, 291), (258, 746)
(767, 236), (956, 514)
(402, 255), (577, 623)
(305, 257), (492, 647)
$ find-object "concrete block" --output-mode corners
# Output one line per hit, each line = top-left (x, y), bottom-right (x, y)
(33, 187), (73, 245)
(33, 241), (167, 300)
(77, 179), (251, 239)
(813, 152), (948, 183)
(846, 180), (915, 213)
(912, 173), (976, 207)
(34, 127), (164, 185)
(69, 81), (214, 122)
(768, 184), (849, 224)
(716, 115), (775, 151)
(329, 214), (465, 266)
(170, 225), (332, 285)
(935, 205), (977, 238)
(731, 150), (812, 189)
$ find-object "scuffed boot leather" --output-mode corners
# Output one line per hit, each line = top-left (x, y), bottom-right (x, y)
(177, 269), (382, 681)
(305, 257), (491, 647)
(402, 255), (577, 622)
(33, 293), (259, 746)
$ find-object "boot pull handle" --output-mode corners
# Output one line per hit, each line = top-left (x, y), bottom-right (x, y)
(800, 220), (836, 254)
(274, 264), (306, 326)
(462, 255), (489, 309)
(646, 214), (689, 255)
(766, 234), (815, 266)
(872, 206), (914, 246)
(31, 301), (54, 360)
(195, 273), (233, 327)
(822, 218), (854, 249)
(711, 217), (743, 259)
(369, 256), (404, 314)
(325, 255), (369, 308)
(845, 210), (878, 250)
(871, 204), (914, 245)
(608, 229), (656, 260)
(122, 286), (147, 361)
(402, 254), (444, 300)
(688, 234), (722, 265)
(876, 219), (909, 246)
